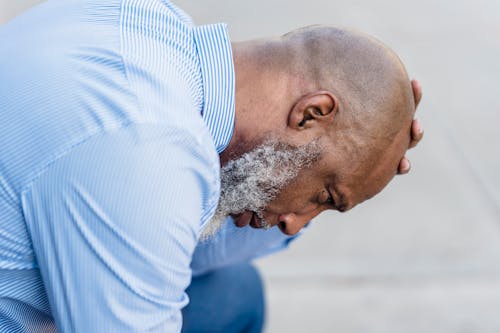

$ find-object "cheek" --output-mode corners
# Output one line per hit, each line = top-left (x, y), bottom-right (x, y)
(265, 182), (316, 214)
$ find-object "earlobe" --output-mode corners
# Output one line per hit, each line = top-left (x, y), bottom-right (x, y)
(288, 91), (339, 130)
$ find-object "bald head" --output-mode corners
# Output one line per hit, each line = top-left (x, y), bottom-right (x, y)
(282, 26), (414, 141)
(229, 26), (414, 155)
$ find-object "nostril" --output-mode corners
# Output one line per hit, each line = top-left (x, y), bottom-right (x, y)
(278, 221), (286, 232)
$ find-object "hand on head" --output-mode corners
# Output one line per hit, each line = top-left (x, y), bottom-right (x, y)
(397, 79), (424, 175)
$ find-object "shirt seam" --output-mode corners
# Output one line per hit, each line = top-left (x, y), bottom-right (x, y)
(117, 0), (146, 131)
(19, 121), (132, 199)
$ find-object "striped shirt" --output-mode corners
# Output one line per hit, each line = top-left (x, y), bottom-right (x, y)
(0, 0), (302, 331)
(0, 0), (237, 331)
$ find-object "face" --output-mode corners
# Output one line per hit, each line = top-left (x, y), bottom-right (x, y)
(255, 122), (412, 235)
(201, 122), (410, 239)
(241, 77), (416, 235)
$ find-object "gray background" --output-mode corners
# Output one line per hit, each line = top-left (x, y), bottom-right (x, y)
(2, 1), (499, 332)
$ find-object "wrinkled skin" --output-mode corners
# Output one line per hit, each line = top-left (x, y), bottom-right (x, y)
(232, 80), (423, 235)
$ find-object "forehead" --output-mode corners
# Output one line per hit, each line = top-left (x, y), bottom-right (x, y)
(322, 122), (411, 210)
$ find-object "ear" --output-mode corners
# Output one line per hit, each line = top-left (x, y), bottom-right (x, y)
(288, 91), (339, 130)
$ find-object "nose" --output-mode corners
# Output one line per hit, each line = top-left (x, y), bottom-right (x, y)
(277, 210), (321, 235)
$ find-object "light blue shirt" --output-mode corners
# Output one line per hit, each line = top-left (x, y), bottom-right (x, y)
(0, 0), (299, 331)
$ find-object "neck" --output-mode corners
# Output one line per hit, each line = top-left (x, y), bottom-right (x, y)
(219, 39), (316, 166)
(219, 40), (275, 165)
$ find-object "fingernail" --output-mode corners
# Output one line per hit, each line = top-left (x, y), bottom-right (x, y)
(404, 159), (411, 171)
(415, 119), (423, 134)
(400, 158), (410, 173)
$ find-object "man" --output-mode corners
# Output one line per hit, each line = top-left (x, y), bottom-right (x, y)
(0, 0), (423, 332)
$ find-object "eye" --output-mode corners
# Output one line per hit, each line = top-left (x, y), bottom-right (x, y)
(326, 193), (335, 206)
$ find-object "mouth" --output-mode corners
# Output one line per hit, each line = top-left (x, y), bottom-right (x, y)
(249, 213), (262, 228)
(232, 211), (265, 229)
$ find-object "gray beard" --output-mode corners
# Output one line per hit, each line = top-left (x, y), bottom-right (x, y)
(200, 139), (321, 240)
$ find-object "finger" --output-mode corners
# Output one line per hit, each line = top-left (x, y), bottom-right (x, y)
(409, 118), (424, 149)
(411, 79), (422, 108)
(397, 156), (411, 175)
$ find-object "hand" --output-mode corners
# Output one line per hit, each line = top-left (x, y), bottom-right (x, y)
(398, 79), (424, 175)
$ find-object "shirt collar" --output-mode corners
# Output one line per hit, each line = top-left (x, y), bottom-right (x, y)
(193, 23), (236, 154)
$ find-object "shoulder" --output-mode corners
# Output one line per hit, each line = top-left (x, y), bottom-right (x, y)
(22, 122), (221, 233)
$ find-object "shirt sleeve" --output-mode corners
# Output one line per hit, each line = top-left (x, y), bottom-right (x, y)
(191, 217), (306, 276)
(20, 124), (216, 332)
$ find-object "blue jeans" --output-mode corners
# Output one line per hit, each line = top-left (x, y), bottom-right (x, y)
(182, 263), (265, 333)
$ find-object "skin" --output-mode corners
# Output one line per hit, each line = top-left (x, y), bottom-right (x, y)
(221, 26), (424, 235)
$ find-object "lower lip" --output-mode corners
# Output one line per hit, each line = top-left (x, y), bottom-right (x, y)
(234, 211), (253, 227)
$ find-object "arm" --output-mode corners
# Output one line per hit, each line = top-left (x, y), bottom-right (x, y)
(191, 217), (305, 276)
(21, 124), (215, 332)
